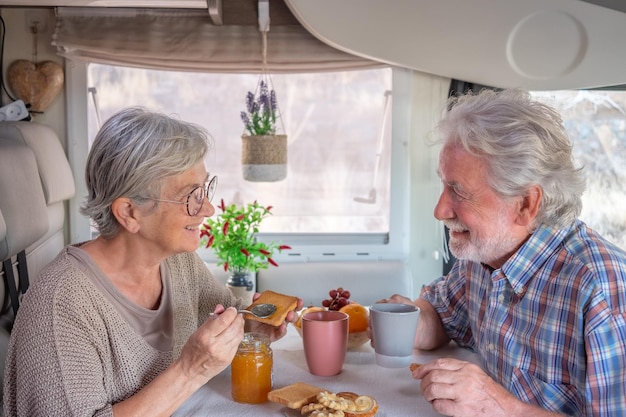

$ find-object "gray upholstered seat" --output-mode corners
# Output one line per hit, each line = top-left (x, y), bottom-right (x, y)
(0, 121), (75, 402)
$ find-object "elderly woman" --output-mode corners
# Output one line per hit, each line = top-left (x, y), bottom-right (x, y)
(3, 107), (300, 416)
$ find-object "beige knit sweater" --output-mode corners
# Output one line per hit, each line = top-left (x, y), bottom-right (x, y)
(2, 247), (239, 416)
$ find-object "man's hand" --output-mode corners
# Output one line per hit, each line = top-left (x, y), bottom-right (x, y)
(375, 294), (415, 305)
(412, 357), (563, 417)
(413, 357), (511, 416)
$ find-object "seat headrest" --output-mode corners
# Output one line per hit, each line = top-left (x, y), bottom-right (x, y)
(0, 122), (75, 205)
(0, 135), (49, 260)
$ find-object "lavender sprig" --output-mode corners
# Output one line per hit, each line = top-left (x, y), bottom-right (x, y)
(241, 80), (280, 136)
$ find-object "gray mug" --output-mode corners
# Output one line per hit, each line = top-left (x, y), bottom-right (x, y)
(370, 303), (420, 368)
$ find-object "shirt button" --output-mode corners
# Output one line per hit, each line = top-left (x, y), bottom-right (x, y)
(498, 294), (505, 302)
(488, 343), (495, 352)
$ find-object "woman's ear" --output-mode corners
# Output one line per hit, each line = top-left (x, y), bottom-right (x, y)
(516, 185), (542, 228)
(111, 198), (141, 233)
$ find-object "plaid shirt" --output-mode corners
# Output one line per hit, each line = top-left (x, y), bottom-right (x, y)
(421, 220), (626, 416)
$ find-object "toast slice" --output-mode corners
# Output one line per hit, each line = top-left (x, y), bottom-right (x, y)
(245, 290), (299, 327)
(268, 382), (325, 409)
(409, 362), (422, 372)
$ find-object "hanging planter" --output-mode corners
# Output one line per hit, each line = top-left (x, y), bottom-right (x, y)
(241, 133), (287, 182)
(238, 12), (288, 182)
(240, 76), (288, 182)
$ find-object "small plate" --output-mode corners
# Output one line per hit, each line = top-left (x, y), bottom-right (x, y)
(283, 408), (300, 417)
(283, 406), (387, 417)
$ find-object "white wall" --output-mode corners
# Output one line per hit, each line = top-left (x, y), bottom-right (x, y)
(1, 8), (66, 146)
(407, 71), (449, 296)
(1, 8), (70, 245)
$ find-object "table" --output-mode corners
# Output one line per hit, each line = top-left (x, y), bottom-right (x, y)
(173, 326), (479, 417)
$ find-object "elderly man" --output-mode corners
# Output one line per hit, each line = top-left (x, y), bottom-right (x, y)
(388, 89), (626, 417)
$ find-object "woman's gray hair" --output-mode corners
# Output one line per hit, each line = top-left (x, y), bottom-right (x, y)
(80, 107), (212, 239)
(436, 89), (585, 228)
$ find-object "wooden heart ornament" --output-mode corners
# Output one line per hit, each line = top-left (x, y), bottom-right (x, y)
(7, 60), (64, 113)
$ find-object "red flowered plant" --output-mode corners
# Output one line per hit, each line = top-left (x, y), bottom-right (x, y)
(199, 199), (290, 273)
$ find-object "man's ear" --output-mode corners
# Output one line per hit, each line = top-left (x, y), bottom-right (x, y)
(111, 197), (141, 233)
(516, 185), (542, 227)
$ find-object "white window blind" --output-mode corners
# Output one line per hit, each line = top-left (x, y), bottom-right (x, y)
(53, 7), (382, 73)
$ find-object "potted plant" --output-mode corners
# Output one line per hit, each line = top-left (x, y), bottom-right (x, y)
(240, 78), (288, 182)
(200, 199), (290, 305)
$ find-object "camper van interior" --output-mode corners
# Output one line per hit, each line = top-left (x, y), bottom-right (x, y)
(1, 0), (625, 415)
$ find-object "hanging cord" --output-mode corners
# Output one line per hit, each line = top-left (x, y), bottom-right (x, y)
(258, 0), (270, 70)
(262, 30), (268, 69)
(256, 0), (285, 135)
(31, 20), (39, 64)
(258, 30), (285, 135)
(0, 15), (18, 105)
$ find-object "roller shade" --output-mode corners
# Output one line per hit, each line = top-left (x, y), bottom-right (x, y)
(52, 7), (382, 73)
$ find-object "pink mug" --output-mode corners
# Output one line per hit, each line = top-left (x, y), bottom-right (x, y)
(302, 310), (348, 376)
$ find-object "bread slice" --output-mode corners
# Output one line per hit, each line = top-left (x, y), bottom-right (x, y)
(245, 290), (299, 327)
(268, 382), (325, 409)
(409, 362), (422, 372)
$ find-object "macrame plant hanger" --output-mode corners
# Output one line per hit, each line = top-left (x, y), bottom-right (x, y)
(240, 0), (288, 182)
(256, 0), (285, 136)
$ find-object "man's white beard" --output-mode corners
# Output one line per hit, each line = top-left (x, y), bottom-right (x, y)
(445, 209), (520, 266)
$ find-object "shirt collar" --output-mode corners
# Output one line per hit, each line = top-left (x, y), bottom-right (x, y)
(499, 220), (577, 297)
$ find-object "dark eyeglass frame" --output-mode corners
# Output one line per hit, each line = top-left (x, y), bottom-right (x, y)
(150, 175), (218, 216)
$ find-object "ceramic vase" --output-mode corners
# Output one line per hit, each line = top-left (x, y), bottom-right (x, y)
(226, 270), (255, 307)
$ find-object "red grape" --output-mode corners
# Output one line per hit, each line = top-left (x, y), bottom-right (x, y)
(321, 286), (353, 311)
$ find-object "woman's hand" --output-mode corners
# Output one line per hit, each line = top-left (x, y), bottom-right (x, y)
(177, 305), (245, 384)
(111, 305), (245, 417)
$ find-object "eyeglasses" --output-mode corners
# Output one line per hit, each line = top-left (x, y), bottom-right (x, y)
(150, 175), (218, 216)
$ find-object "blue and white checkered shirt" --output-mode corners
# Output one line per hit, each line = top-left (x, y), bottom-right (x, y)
(421, 220), (626, 416)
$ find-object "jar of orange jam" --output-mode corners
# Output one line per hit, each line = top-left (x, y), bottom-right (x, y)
(231, 332), (273, 404)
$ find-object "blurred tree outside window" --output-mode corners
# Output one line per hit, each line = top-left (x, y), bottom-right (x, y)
(532, 90), (626, 250)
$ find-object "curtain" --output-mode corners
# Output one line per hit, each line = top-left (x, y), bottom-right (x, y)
(52, 7), (383, 73)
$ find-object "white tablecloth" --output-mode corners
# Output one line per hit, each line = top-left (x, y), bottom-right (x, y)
(173, 326), (479, 417)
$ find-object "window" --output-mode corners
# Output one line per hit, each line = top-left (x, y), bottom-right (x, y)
(531, 90), (626, 250)
(86, 65), (407, 261)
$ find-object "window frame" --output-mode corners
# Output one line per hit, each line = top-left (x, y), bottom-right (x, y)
(65, 62), (412, 263)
